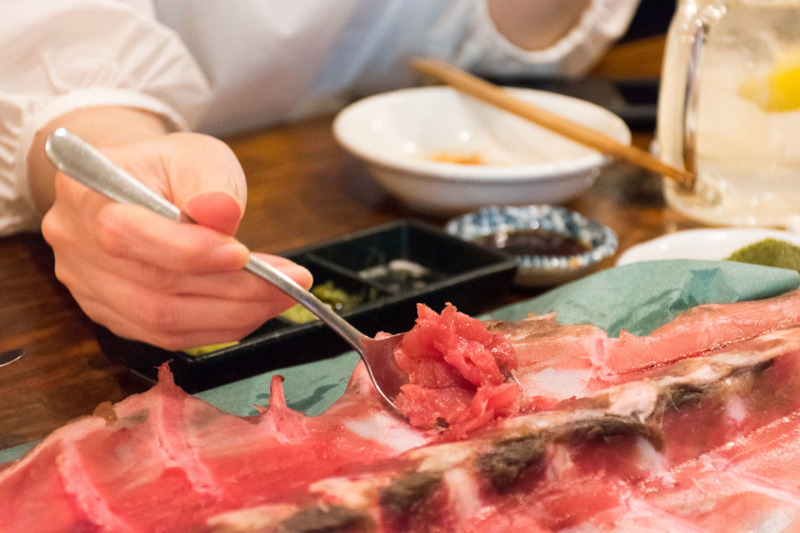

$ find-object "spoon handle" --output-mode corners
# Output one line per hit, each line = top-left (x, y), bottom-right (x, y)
(244, 255), (364, 348)
(44, 128), (365, 351)
(45, 128), (184, 222)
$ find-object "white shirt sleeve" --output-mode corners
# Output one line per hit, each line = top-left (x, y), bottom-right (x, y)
(0, 0), (209, 235)
(154, 0), (641, 136)
(448, 0), (642, 77)
(0, 0), (640, 236)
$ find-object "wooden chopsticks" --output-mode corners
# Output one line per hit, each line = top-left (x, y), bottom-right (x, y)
(412, 57), (695, 190)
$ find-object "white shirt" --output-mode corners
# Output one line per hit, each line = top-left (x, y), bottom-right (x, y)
(0, 0), (639, 235)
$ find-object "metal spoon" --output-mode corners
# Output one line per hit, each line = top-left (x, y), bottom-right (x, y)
(44, 128), (409, 411)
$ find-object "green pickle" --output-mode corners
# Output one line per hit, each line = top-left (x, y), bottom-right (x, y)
(184, 341), (239, 356)
(187, 281), (369, 352)
(280, 281), (365, 323)
(727, 238), (800, 274)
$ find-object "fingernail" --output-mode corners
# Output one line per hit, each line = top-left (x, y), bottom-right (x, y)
(214, 241), (250, 266)
(285, 263), (313, 288)
(185, 191), (244, 235)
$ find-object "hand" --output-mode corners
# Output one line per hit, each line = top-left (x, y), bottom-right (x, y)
(41, 132), (312, 351)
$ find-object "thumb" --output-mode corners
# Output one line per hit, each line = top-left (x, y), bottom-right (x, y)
(184, 190), (244, 235)
(98, 133), (248, 236)
(159, 133), (247, 236)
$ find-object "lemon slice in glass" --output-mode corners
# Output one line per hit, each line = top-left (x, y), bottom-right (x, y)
(740, 45), (800, 112)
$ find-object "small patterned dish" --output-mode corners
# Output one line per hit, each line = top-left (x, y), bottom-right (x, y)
(445, 205), (618, 287)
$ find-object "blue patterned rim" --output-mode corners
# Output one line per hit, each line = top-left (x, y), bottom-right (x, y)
(444, 205), (618, 272)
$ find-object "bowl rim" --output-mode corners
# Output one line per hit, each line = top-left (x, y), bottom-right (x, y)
(332, 86), (631, 182)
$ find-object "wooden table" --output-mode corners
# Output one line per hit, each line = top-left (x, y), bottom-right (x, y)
(0, 36), (704, 450)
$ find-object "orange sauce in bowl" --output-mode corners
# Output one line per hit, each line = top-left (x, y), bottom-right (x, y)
(430, 151), (485, 165)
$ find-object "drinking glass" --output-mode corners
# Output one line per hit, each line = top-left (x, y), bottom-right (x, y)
(657, 0), (800, 228)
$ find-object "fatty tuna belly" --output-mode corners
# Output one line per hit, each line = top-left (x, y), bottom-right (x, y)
(603, 289), (800, 376)
(650, 333), (800, 467)
(0, 396), (227, 532)
(638, 411), (800, 532)
(0, 364), (426, 533)
(490, 289), (800, 409)
(487, 315), (608, 406)
(189, 369), (429, 506)
(0, 370), (244, 532)
(0, 424), (101, 533)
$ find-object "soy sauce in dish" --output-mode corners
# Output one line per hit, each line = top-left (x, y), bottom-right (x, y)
(477, 229), (590, 256)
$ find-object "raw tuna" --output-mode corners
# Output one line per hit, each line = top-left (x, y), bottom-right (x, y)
(3, 291), (800, 532)
(394, 303), (520, 434)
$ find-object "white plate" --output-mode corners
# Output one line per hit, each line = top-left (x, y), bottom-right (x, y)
(617, 228), (800, 265)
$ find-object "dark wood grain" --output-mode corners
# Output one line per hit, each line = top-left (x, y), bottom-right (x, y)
(0, 35), (702, 450)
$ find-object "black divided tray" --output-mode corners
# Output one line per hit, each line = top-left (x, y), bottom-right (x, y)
(95, 220), (518, 392)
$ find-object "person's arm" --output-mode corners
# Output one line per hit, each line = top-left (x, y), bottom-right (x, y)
(0, 0), (209, 236)
(28, 106), (172, 214)
(446, 0), (641, 78)
(486, 0), (592, 51)
(3, 1), (312, 350)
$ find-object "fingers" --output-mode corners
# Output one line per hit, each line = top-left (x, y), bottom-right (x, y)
(183, 191), (244, 235)
(42, 132), (315, 350)
(76, 284), (297, 352)
(160, 135), (247, 236)
(55, 250), (313, 351)
(106, 132), (248, 215)
(92, 202), (250, 274)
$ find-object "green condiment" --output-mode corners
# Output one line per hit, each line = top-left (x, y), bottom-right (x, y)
(184, 341), (240, 356)
(311, 281), (363, 312)
(727, 238), (800, 274)
(280, 281), (366, 324)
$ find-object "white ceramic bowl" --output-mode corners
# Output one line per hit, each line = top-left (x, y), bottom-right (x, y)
(333, 86), (631, 216)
